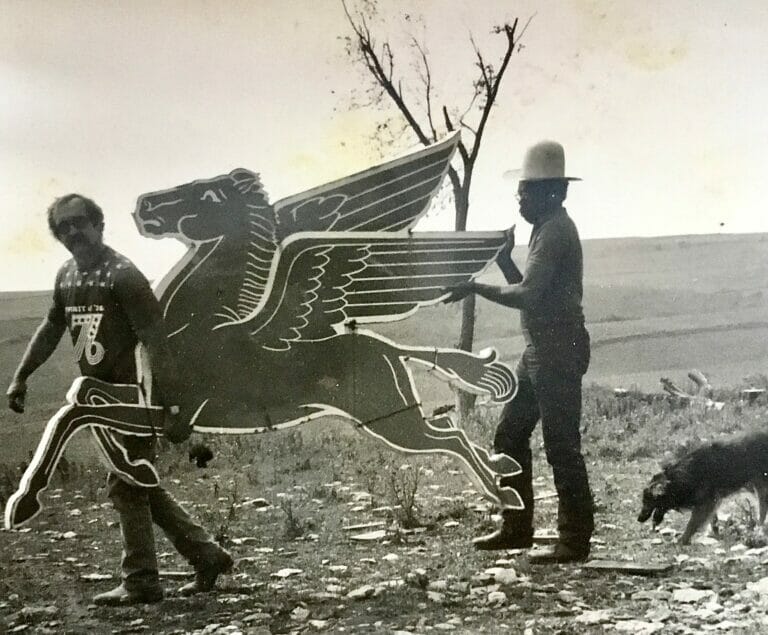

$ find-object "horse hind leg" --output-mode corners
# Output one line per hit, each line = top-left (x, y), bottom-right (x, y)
(428, 415), (522, 506)
(340, 346), (523, 510)
(362, 410), (523, 510)
(471, 445), (521, 478)
(423, 411), (520, 477)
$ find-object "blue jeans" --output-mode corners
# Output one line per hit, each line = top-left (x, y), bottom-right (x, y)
(107, 435), (223, 592)
(494, 326), (593, 548)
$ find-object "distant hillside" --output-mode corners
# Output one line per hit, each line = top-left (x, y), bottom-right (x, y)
(2, 233), (766, 401)
(0, 290), (53, 321)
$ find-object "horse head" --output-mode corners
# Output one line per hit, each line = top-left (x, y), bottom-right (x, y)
(134, 169), (270, 244)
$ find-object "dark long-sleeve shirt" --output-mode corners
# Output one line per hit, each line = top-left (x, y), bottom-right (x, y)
(505, 208), (585, 342)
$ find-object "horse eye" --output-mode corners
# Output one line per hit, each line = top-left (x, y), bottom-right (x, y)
(201, 189), (222, 203)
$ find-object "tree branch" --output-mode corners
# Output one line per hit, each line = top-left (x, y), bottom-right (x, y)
(413, 38), (438, 142)
(469, 19), (521, 165)
(343, 2), (432, 146)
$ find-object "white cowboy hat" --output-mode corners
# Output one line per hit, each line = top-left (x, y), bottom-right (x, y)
(516, 140), (581, 182)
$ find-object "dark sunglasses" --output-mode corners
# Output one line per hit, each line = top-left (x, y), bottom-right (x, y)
(55, 215), (92, 235)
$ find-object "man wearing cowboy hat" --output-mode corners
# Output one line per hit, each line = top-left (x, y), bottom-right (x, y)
(444, 141), (594, 563)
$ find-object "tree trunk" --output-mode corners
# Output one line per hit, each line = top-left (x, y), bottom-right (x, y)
(452, 185), (477, 419)
(456, 294), (478, 419)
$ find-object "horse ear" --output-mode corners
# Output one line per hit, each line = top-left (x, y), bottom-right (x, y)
(229, 168), (269, 206)
(229, 169), (269, 202)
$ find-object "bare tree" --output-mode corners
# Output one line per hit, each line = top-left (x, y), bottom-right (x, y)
(342, 2), (532, 417)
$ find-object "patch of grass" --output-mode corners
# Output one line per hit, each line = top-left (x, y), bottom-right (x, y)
(280, 497), (307, 540)
(384, 462), (422, 529)
(718, 495), (767, 547)
(198, 479), (240, 545)
(583, 386), (767, 468)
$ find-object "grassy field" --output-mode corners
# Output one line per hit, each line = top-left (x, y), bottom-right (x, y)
(1, 232), (768, 633)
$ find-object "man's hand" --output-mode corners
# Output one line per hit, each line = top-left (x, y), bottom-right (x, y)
(495, 224), (523, 284)
(7, 379), (27, 413)
(495, 225), (516, 267)
(441, 281), (476, 304)
(163, 404), (192, 444)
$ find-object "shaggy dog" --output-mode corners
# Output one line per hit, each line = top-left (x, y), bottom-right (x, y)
(638, 432), (768, 544)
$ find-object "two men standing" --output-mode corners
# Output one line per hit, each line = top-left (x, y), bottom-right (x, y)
(446, 141), (594, 563)
(7, 138), (591, 611)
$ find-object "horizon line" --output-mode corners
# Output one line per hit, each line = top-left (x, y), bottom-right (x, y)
(1, 229), (765, 294)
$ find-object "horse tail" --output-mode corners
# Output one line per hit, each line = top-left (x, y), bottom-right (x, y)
(399, 345), (517, 403)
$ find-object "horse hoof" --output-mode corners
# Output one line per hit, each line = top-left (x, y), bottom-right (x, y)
(6, 493), (41, 528)
(496, 485), (525, 511)
(475, 447), (520, 476)
(487, 452), (521, 476)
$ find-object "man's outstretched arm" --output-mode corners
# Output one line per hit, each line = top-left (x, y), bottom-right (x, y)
(7, 318), (66, 413)
(443, 222), (563, 310)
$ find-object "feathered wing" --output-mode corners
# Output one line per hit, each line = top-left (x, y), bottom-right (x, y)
(225, 231), (505, 351)
(272, 134), (459, 237)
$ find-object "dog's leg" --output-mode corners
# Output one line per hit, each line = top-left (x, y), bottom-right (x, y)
(710, 512), (719, 537)
(757, 482), (768, 526)
(681, 500), (718, 545)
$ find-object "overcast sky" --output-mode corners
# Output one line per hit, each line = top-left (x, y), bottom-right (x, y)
(2, 0), (767, 291)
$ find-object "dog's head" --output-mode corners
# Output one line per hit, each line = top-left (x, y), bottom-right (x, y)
(638, 472), (672, 526)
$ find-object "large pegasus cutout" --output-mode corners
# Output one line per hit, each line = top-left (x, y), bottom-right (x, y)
(5, 134), (522, 529)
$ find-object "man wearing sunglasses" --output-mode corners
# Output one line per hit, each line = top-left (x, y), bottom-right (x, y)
(6, 194), (233, 605)
(443, 141), (593, 564)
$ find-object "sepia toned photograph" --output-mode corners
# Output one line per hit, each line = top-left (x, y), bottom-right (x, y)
(1, 1), (767, 632)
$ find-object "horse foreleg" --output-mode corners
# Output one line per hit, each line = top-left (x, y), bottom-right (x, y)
(91, 428), (160, 488)
(74, 376), (162, 488)
(67, 375), (147, 407)
(4, 401), (160, 529)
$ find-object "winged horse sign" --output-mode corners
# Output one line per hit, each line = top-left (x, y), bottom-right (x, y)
(6, 134), (523, 529)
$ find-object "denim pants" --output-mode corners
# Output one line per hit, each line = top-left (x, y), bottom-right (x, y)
(494, 326), (594, 548)
(106, 435), (222, 592)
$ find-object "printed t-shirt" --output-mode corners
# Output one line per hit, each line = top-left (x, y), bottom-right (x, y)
(47, 246), (162, 384)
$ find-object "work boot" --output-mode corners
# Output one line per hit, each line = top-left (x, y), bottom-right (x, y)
(93, 583), (163, 606)
(473, 527), (533, 551)
(528, 542), (590, 564)
(473, 511), (533, 551)
(178, 549), (234, 596)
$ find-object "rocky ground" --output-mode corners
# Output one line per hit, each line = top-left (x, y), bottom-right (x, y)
(2, 391), (768, 634)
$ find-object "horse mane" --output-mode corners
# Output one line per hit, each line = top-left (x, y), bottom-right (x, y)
(225, 170), (277, 320)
